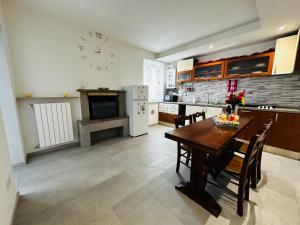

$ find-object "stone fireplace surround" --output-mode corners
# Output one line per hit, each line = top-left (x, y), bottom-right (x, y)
(77, 89), (129, 147)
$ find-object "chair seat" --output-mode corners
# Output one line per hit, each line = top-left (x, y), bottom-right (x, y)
(180, 143), (192, 152)
(225, 155), (244, 175)
(231, 139), (248, 154)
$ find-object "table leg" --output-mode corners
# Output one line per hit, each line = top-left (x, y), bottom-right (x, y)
(175, 149), (222, 217)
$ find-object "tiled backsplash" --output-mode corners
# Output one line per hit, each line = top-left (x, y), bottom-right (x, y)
(179, 74), (300, 108)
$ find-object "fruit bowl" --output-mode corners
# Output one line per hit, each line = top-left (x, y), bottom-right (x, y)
(213, 114), (239, 129)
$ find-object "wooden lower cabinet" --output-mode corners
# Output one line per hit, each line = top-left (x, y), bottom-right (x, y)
(159, 112), (176, 124)
(268, 112), (300, 152)
(238, 109), (300, 153)
(237, 109), (274, 141)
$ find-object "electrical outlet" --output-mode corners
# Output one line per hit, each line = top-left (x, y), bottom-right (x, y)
(6, 176), (11, 190)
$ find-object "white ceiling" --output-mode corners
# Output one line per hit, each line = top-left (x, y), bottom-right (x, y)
(7, 0), (300, 62)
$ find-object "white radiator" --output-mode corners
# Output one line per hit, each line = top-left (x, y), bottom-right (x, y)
(33, 103), (74, 148)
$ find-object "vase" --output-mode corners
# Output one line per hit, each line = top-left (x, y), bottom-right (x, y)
(231, 104), (238, 115)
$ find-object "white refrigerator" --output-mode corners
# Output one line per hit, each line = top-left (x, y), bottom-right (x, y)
(123, 85), (149, 137)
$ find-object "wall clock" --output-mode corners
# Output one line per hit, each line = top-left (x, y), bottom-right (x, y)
(78, 31), (116, 71)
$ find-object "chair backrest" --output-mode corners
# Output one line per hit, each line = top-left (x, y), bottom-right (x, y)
(192, 112), (206, 123)
(256, 119), (273, 162)
(174, 115), (193, 128)
(239, 128), (267, 185)
(263, 119), (273, 136)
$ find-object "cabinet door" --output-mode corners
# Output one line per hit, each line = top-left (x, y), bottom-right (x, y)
(224, 52), (274, 78)
(159, 112), (176, 124)
(177, 59), (194, 72)
(205, 107), (223, 118)
(237, 109), (274, 141)
(176, 71), (192, 83)
(269, 112), (300, 152)
(185, 105), (205, 116)
(272, 35), (298, 75)
(158, 103), (168, 113)
(193, 62), (224, 81)
(167, 104), (179, 115)
(148, 103), (158, 125)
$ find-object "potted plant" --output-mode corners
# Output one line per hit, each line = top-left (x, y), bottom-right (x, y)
(225, 90), (246, 114)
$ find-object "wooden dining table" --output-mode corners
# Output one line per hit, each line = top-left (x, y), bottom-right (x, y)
(165, 117), (252, 217)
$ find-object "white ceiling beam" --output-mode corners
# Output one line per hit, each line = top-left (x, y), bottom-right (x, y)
(157, 19), (261, 59)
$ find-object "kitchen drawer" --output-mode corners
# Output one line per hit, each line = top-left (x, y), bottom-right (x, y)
(186, 105), (205, 116)
(158, 103), (168, 113)
(159, 112), (176, 124)
(205, 107), (223, 118)
(167, 104), (179, 114)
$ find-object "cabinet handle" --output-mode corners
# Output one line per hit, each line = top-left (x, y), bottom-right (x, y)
(241, 110), (251, 113)
(275, 113), (278, 123)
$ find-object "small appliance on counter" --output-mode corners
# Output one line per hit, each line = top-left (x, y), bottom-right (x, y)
(123, 85), (148, 137)
(163, 95), (178, 102)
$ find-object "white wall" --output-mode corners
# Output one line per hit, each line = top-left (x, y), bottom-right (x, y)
(2, 1), (155, 154)
(0, 0), (26, 165)
(3, 1), (155, 97)
(0, 108), (18, 225)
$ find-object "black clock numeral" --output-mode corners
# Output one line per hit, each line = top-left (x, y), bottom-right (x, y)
(89, 31), (93, 38)
(78, 45), (84, 51)
(80, 36), (86, 41)
(97, 66), (101, 71)
(96, 32), (102, 39)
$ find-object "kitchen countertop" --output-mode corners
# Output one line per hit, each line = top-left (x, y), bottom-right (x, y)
(160, 101), (227, 108)
(159, 101), (300, 114)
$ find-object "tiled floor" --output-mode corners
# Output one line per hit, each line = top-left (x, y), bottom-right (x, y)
(13, 125), (300, 225)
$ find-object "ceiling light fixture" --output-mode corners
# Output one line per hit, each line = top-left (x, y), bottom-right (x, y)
(278, 25), (286, 31)
(209, 45), (214, 49)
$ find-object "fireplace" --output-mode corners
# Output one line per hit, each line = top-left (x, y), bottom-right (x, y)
(77, 89), (128, 147)
(88, 95), (119, 120)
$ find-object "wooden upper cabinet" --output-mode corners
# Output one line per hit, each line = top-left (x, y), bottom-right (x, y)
(193, 61), (224, 81)
(224, 52), (274, 78)
(176, 70), (192, 83)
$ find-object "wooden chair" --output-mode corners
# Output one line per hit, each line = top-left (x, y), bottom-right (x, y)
(214, 128), (268, 216)
(192, 111), (206, 123)
(174, 115), (193, 173)
(230, 119), (273, 188)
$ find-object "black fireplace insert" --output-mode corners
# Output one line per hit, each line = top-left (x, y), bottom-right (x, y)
(88, 95), (119, 120)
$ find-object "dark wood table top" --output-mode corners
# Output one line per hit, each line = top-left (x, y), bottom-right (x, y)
(165, 117), (252, 156)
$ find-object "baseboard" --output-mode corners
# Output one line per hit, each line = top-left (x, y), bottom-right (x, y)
(10, 191), (19, 225)
(12, 162), (26, 168)
(236, 138), (300, 160)
(158, 121), (174, 128)
(264, 145), (300, 160)
(27, 140), (79, 158)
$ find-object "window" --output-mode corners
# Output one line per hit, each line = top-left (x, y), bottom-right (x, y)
(143, 59), (165, 102)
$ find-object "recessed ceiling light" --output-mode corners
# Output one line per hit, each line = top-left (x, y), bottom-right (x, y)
(278, 25), (286, 31)
(209, 45), (214, 49)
